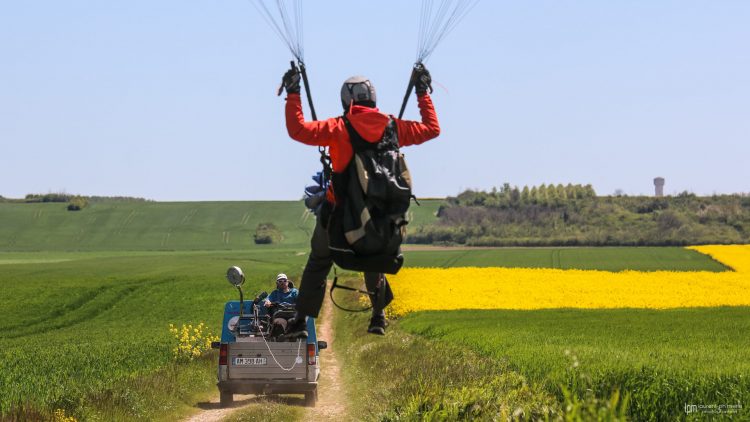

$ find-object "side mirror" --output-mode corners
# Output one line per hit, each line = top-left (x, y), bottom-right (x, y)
(317, 340), (328, 350)
(211, 341), (221, 349)
(226, 266), (245, 287)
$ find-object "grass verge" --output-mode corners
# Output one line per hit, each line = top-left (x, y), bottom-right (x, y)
(332, 287), (629, 420)
(2, 355), (217, 422)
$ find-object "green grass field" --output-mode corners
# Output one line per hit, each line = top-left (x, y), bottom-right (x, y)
(403, 246), (727, 271)
(0, 250), (309, 419)
(0, 200), (442, 252)
(0, 246), (730, 419)
(0, 201), (315, 251)
(0, 200), (744, 420)
(400, 308), (750, 420)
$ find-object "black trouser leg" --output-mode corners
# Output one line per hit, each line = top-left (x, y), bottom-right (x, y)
(364, 272), (394, 316)
(295, 216), (332, 318)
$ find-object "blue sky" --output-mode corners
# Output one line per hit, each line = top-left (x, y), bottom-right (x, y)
(2, 1), (748, 200)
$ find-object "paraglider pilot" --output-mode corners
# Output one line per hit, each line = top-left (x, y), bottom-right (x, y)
(281, 65), (440, 337)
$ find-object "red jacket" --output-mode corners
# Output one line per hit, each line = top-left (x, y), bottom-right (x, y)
(285, 93), (441, 202)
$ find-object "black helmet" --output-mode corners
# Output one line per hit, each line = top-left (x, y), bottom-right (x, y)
(341, 76), (377, 109)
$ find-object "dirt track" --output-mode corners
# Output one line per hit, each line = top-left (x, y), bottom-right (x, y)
(183, 393), (260, 422)
(302, 296), (347, 420)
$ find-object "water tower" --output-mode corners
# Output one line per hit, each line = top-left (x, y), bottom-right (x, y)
(653, 177), (665, 197)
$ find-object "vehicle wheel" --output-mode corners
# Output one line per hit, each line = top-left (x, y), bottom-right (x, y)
(220, 390), (233, 408)
(304, 389), (317, 407)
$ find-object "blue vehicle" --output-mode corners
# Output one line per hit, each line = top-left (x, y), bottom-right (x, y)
(212, 266), (326, 407)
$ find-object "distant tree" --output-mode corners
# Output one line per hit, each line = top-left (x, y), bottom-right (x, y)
(67, 196), (88, 211)
(501, 183), (512, 194)
(657, 210), (684, 231)
(556, 184), (567, 202)
(677, 191), (696, 198)
(254, 222), (282, 244)
(566, 183), (576, 200)
(510, 186), (521, 205)
(26, 192), (74, 203)
(548, 184), (560, 206)
(537, 184), (548, 205)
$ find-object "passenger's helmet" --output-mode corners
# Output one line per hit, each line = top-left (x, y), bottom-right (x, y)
(341, 76), (377, 109)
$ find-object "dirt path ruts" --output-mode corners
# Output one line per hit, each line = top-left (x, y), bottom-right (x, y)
(182, 393), (256, 422)
(183, 294), (347, 422)
(303, 295), (347, 420)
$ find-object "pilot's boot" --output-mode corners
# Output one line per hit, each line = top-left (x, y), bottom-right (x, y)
(270, 318), (287, 338)
(365, 273), (391, 336)
(286, 314), (308, 339)
(367, 310), (388, 335)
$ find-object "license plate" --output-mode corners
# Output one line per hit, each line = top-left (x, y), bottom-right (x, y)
(234, 357), (267, 366)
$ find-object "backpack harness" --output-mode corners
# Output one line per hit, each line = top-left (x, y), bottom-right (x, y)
(323, 115), (414, 275)
(313, 114), (415, 311)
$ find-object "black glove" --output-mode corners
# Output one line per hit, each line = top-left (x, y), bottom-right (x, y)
(282, 68), (301, 95)
(414, 66), (432, 95)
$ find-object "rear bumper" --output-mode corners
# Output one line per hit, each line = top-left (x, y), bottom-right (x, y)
(218, 379), (318, 395)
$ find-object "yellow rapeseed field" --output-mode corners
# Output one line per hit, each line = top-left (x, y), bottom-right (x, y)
(387, 245), (750, 317)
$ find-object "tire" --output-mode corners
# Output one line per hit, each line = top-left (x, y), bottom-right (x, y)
(304, 389), (317, 407)
(220, 390), (233, 408)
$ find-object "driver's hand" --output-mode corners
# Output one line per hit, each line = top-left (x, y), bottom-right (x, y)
(263, 300), (272, 308)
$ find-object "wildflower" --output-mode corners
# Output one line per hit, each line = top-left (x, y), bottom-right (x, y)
(168, 321), (218, 362)
(53, 409), (77, 422)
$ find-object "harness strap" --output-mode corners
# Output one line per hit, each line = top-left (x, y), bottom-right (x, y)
(328, 267), (374, 313)
(315, 144), (332, 195)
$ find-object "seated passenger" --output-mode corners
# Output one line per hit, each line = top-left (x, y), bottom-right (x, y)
(264, 273), (299, 337)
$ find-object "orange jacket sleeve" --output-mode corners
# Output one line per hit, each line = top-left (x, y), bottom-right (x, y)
(285, 94), (346, 147)
(395, 93), (441, 147)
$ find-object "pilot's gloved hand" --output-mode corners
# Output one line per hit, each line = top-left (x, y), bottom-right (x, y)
(414, 65), (432, 95)
(282, 68), (301, 94)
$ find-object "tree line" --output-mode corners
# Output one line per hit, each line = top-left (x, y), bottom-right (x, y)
(408, 185), (750, 246)
(0, 193), (150, 204)
(450, 183), (597, 208)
